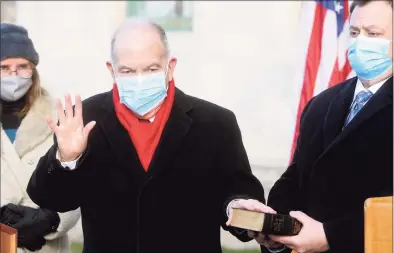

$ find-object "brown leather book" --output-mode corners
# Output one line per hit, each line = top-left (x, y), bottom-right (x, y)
(227, 208), (302, 235)
(0, 223), (17, 253)
(364, 196), (393, 253)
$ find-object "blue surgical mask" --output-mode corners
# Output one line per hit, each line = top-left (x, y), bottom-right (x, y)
(116, 71), (168, 116)
(348, 36), (392, 80)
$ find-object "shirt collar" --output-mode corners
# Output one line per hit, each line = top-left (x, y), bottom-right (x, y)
(354, 77), (391, 99)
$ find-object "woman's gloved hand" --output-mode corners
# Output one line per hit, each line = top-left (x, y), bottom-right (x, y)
(0, 205), (23, 226)
(2, 204), (60, 251)
(18, 234), (46, 252)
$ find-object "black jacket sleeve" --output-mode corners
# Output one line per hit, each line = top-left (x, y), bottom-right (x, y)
(218, 111), (266, 242)
(26, 135), (91, 212)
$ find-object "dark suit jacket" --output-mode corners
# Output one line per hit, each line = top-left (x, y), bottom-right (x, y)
(26, 88), (266, 253)
(265, 77), (393, 253)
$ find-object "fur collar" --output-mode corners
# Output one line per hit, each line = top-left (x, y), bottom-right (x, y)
(14, 95), (56, 157)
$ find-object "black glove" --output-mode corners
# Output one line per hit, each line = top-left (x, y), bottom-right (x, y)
(19, 234), (46, 252)
(4, 204), (60, 251)
(0, 205), (23, 226)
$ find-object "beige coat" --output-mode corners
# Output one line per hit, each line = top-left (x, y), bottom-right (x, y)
(1, 95), (81, 253)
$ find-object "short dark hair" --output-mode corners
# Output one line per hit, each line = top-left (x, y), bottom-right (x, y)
(350, 0), (393, 15)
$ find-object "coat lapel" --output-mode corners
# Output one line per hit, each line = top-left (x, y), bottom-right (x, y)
(148, 88), (193, 175)
(341, 77), (393, 134)
(99, 88), (193, 176)
(99, 92), (144, 173)
(322, 77), (393, 155)
(1, 128), (31, 194)
(322, 78), (357, 150)
(14, 95), (55, 158)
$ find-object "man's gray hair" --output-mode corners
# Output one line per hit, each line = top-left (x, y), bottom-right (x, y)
(110, 17), (170, 64)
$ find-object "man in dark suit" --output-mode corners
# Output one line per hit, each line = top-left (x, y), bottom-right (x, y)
(256, 1), (393, 253)
(26, 18), (274, 253)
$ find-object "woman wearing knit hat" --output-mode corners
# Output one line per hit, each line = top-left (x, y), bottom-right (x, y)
(0, 22), (80, 253)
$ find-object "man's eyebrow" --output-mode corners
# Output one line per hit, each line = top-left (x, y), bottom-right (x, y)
(349, 25), (359, 30)
(145, 63), (161, 68)
(363, 25), (385, 31)
(117, 65), (134, 69)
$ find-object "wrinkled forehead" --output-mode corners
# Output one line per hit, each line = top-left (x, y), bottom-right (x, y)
(113, 28), (167, 68)
(349, 1), (392, 30)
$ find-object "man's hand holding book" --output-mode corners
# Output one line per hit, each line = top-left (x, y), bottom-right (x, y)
(226, 200), (329, 253)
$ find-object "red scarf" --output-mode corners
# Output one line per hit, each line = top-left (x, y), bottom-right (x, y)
(113, 80), (175, 171)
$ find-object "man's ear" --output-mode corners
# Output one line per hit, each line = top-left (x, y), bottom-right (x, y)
(106, 61), (115, 78)
(167, 57), (177, 81)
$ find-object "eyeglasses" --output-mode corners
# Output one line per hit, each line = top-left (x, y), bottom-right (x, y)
(0, 65), (33, 78)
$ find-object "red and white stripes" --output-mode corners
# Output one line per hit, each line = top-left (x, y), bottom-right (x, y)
(289, 0), (354, 161)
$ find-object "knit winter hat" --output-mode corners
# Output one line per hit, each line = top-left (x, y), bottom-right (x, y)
(0, 23), (39, 65)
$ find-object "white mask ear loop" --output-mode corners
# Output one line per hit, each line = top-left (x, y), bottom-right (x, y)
(386, 40), (393, 55)
(164, 62), (170, 91)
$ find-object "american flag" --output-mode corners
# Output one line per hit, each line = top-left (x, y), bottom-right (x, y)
(289, 0), (355, 161)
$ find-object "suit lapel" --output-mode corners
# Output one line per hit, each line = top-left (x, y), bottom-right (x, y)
(322, 78), (357, 150)
(99, 92), (144, 173)
(322, 77), (393, 155)
(148, 89), (193, 176)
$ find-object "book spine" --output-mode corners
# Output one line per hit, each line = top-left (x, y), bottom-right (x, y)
(262, 214), (302, 236)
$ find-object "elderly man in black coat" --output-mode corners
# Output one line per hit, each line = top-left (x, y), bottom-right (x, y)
(26, 18), (273, 253)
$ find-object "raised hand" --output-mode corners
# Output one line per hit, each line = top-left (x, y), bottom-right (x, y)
(47, 94), (96, 161)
